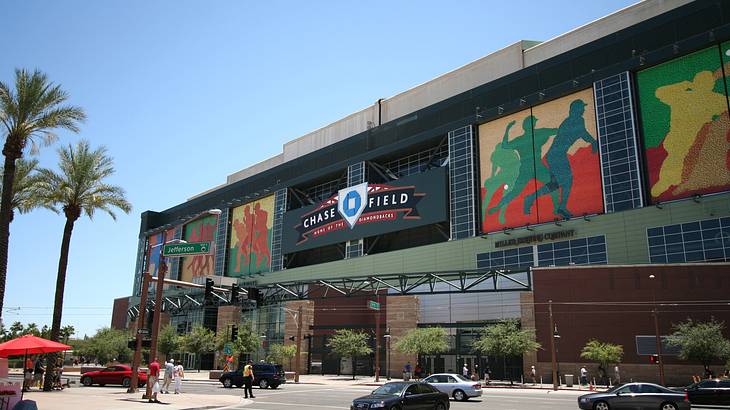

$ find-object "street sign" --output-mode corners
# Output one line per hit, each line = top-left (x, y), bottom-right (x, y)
(368, 300), (380, 311)
(163, 241), (211, 257)
(223, 343), (233, 355)
(137, 328), (149, 335)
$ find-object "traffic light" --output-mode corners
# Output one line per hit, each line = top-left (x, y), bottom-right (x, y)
(231, 325), (238, 342)
(231, 284), (240, 304)
(205, 278), (214, 303)
(289, 336), (296, 341)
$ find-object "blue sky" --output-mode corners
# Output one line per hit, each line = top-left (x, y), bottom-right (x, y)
(1, 0), (636, 337)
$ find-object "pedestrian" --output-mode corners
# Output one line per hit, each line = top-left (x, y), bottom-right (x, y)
(403, 362), (412, 381)
(614, 364), (620, 384)
(243, 360), (255, 399)
(33, 356), (45, 389)
(580, 366), (588, 386)
(174, 362), (184, 394)
(704, 365), (714, 379)
(474, 364), (480, 381)
(530, 365), (537, 385)
(484, 365), (491, 385)
(22, 355), (34, 392)
(148, 357), (161, 403)
(462, 363), (469, 378)
(162, 358), (174, 394)
(414, 363), (423, 381)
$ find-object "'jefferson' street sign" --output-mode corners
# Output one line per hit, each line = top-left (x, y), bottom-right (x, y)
(163, 241), (211, 257)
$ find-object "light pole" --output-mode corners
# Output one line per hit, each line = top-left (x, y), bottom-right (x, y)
(549, 299), (558, 390)
(384, 328), (391, 380)
(649, 274), (666, 385)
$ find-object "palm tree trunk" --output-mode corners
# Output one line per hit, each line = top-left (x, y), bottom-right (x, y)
(0, 149), (20, 323)
(43, 216), (76, 391)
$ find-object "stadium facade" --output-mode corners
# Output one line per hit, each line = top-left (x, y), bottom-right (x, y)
(113, 0), (730, 385)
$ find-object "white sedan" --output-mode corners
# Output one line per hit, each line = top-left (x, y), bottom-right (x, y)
(423, 373), (483, 401)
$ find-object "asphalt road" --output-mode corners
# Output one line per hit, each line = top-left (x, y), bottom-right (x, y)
(177, 380), (585, 410)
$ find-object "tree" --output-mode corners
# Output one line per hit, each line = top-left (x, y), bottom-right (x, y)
(580, 339), (623, 383)
(158, 324), (181, 360)
(8, 321), (23, 339)
(393, 327), (449, 356)
(472, 320), (541, 383)
(267, 344), (297, 370)
(0, 158), (47, 221)
(231, 320), (261, 362)
(0, 68), (85, 322)
(182, 325), (216, 371)
(77, 327), (131, 366)
(36, 139), (130, 391)
(25, 323), (39, 336)
(667, 318), (730, 372)
(327, 329), (372, 380)
(59, 325), (75, 344)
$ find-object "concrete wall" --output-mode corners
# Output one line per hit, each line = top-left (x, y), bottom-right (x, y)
(217, 0), (691, 192)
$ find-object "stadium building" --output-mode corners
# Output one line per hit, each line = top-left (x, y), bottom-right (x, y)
(113, 0), (730, 385)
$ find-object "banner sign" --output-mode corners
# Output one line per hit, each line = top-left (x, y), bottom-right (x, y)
(282, 167), (448, 253)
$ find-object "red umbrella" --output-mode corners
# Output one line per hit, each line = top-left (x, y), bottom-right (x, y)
(0, 335), (71, 357)
(0, 335), (71, 399)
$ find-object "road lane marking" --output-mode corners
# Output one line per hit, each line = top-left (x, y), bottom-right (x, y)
(247, 401), (347, 409)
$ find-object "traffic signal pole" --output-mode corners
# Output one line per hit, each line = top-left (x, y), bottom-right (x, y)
(145, 257), (168, 399)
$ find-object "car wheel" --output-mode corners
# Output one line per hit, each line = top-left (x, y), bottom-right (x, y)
(122, 377), (131, 387)
(593, 401), (610, 410)
(660, 403), (678, 410)
(453, 389), (467, 401)
(81, 376), (93, 387)
(235, 383), (242, 388)
(390, 406), (401, 410)
(222, 378), (233, 388)
(99, 384), (105, 387)
(259, 378), (269, 389)
(435, 402), (447, 410)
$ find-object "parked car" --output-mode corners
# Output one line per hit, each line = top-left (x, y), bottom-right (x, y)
(578, 382), (690, 410)
(80, 364), (147, 388)
(423, 373), (482, 401)
(351, 381), (450, 410)
(678, 378), (730, 405)
(219, 363), (285, 389)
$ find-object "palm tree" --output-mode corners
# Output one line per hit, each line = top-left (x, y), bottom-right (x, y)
(0, 69), (85, 320)
(36, 140), (130, 390)
(0, 158), (47, 221)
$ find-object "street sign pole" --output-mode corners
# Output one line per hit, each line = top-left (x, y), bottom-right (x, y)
(128, 271), (151, 393)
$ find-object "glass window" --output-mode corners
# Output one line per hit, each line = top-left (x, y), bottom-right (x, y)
(647, 218), (730, 263)
(699, 380), (719, 388)
(406, 385), (420, 396)
(447, 376), (458, 383)
(418, 384), (436, 394)
(640, 384), (664, 393)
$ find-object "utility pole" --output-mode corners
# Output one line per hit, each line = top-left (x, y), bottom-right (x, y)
(128, 270), (151, 393)
(144, 257), (168, 399)
(549, 300), (558, 391)
(295, 305), (303, 383)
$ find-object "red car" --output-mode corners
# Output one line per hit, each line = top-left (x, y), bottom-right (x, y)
(81, 365), (147, 388)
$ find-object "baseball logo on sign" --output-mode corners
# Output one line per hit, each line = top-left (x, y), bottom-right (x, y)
(337, 182), (368, 229)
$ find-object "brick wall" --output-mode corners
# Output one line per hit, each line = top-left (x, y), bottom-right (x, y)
(284, 300), (315, 374)
(386, 295), (419, 378)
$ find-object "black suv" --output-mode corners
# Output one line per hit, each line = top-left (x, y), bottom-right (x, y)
(219, 363), (285, 389)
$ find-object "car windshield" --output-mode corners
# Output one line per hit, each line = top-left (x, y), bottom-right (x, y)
(372, 383), (407, 396)
(454, 374), (471, 382)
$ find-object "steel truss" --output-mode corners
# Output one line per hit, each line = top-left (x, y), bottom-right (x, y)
(259, 268), (531, 305)
(127, 268), (531, 318)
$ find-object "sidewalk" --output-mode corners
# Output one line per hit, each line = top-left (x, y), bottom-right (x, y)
(21, 387), (247, 410)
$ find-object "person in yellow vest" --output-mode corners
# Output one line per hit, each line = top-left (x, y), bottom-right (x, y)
(243, 360), (255, 399)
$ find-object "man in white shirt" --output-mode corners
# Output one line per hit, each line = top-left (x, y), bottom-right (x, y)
(162, 359), (174, 394)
